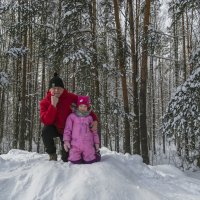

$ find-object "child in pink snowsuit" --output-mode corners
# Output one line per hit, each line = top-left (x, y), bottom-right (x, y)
(63, 96), (100, 164)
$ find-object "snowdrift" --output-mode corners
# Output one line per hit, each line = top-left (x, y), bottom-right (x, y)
(0, 147), (200, 200)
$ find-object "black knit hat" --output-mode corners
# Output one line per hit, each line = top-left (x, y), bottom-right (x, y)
(49, 73), (64, 89)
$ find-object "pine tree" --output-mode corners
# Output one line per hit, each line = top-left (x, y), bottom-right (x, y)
(163, 67), (200, 168)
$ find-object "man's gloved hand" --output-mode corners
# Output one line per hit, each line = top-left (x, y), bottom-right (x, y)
(64, 141), (71, 152)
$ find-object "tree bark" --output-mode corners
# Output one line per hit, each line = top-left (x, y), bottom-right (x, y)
(139, 0), (151, 164)
(91, 0), (101, 145)
(182, 12), (187, 81)
(173, 5), (179, 87)
(19, 0), (28, 150)
(127, 0), (140, 155)
(113, 0), (131, 153)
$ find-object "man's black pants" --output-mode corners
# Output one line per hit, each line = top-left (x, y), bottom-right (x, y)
(42, 125), (68, 162)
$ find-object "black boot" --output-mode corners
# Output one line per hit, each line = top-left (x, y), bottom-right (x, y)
(49, 153), (57, 161)
(60, 146), (69, 162)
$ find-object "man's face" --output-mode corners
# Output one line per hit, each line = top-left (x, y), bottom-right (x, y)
(50, 87), (64, 97)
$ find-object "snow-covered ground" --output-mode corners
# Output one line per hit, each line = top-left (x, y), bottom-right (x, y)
(0, 147), (200, 200)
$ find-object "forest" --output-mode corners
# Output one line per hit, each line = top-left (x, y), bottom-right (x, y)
(0, 0), (200, 169)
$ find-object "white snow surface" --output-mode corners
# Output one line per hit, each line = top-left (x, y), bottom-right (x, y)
(1, 147), (200, 200)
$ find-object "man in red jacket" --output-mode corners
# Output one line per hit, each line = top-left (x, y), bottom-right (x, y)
(40, 73), (98, 162)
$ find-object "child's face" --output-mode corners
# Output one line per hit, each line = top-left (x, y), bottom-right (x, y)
(78, 104), (88, 112)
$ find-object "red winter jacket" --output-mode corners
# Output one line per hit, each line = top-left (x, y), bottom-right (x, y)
(40, 89), (98, 134)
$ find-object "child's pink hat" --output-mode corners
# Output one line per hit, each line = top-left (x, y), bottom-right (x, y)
(77, 96), (91, 107)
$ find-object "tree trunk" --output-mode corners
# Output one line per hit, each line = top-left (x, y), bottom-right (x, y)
(182, 12), (187, 82)
(91, 0), (101, 145)
(150, 51), (156, 155)
(28, 0), (33, 151)
(127, 0), (140, 155)
(173, 6), (179, 87)
(139, 0), (151, 164)
(13, 58), (20, 149)
(113, 0), (131, 153)
(114, 57), (120, 152)
(103, 78), (109, 147)
(159, 60), (165, 154)
(0, 89), (5, 152)
(19, 0), (28, 150)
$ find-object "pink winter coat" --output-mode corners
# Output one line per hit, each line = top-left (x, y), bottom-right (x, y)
(63, 113), (100, 148)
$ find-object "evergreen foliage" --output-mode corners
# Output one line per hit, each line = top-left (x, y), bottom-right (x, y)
(163, 67), (200, 167)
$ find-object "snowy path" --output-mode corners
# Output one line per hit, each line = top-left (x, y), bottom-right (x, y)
(0, 147), (200, 200)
